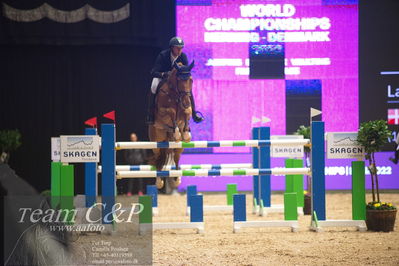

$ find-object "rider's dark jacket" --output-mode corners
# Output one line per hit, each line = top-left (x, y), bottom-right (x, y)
(150, 49), (188, 78)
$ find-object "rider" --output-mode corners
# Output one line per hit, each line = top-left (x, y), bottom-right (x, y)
(146, 36), (204, 124)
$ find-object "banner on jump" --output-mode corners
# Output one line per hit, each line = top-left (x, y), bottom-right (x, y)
(60, 135), (100, 163)
(270, 135), (304, 158)
(327, 132), (364, 159)
(51, 137), (60, 162)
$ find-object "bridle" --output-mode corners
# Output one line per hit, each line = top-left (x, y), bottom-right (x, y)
(156, 60), (195, 133)
(161, 71), (192, 110)
(175, 74), (192, 109)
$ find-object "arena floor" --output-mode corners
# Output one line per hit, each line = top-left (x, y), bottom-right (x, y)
(72, 192), (399, 265)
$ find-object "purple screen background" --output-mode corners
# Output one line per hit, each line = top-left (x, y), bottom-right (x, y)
(177, 0), (358, 153)
(176, 1), (397, 191)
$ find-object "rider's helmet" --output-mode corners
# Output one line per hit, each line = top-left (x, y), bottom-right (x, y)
(169, 37), (184, 48)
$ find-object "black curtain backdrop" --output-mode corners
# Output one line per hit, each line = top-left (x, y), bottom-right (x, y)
(0, 0), (175, 193)
(359, 0), (399, 150)
(0, 44), (160, 193)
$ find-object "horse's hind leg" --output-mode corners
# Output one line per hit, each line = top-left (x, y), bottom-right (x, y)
(151, 148), (165, 189)
(173, 148), (183, 169)
(149, 125), (169, 189)
(169, 148), (183, 188)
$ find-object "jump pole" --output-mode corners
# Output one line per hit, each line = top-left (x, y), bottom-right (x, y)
(285, 158), (305, 215)
(258, 127), (271, 216)
(252, 127), (260, 214)
(101, 123), (116, 228)
(116, 168), (310, 178)
(51, 161), (62, 209)
(115, 139), (310, 149)
(97, 163), (252, 172)
(146, 185), (159, 215)
(51, 161), (75, 222)
(84, 127), (98, 208)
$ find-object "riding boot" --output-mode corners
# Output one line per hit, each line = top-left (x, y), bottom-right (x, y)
(190, 94), (204, 123)
(145, 93), (156, 125)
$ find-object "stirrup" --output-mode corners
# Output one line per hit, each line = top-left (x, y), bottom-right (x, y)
(146, 114), (155, 125)
(192, 111), (204, 123)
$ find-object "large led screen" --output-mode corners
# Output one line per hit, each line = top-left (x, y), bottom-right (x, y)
(177, 0), (358, 153)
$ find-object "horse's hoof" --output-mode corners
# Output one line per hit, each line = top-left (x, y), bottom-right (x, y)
(156, 177), (164, 189)
(174, 134), (182, 142)
(173, 127), (182, 142)
(182, 132), (191, 142)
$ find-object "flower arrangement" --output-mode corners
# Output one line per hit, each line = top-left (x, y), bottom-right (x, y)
(295, 125), (311, 154)
(0, 129), (22, 163)
(367, 202), (396, 210)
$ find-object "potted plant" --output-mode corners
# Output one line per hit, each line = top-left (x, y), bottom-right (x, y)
(0, 129), (22, 164)
(294, 125), (311, 215)
(356, 120), (397, 231)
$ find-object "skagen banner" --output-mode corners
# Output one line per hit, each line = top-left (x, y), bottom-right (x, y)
(0, 0), (162, 45)
(327, 132), (365, 159)
(60, 135), (100, 163)
(270, 135), (304, 158)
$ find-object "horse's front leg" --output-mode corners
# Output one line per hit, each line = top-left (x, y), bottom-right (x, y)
(170, 113), (182, 142)
(173, 122), (182, 142)
(181, 120), (191, 142)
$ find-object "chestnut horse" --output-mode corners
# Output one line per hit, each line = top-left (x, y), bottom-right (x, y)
(148, 61), (194, 189)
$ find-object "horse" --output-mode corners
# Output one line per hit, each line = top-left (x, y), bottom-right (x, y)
(148, 61), (194, 189)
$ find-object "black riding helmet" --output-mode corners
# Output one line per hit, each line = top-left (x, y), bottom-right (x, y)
(169, 37), (184, 48)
